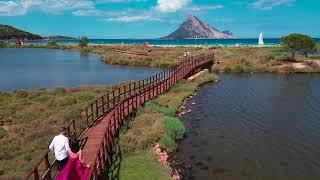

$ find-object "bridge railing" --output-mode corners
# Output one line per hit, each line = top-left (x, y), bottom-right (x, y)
(25, 52), (214, 180)
(25, 120), (77, 180)
(82, 54), (207, 129)
(89, 53), (214, 178)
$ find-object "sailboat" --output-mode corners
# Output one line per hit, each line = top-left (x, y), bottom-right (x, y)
(259, 32), (264, 46)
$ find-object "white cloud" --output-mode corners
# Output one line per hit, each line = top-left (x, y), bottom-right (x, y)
(72, 9), (105, 16)
(97, 0), (146, 2)
(250, 0), (294, 10)
(0, 0), (94, 16)
(155, 0), (190, 12)
(188, 5), (224, 12)
(106, 15), (162, 22)
(0, 1), (26, 16)
(72, 9), (126, 16)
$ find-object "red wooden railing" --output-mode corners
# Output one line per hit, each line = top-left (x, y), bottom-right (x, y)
(25, 120), (77, 180)
(25, 53), (214, 180)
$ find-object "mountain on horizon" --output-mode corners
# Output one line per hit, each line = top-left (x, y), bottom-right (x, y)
(0, 24), (42, 40)
(161, 15), (234, 39)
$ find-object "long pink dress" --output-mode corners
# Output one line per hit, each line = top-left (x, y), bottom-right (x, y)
(55, 157), (90, 180)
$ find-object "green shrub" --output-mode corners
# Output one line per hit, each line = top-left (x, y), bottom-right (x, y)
(0, 41), (8, 48)
(144, 102), (159, 113)
(159, 107), (176, 116)
(159, 135), (176, 151)
(144, 102), (176, 116)
(160, 117), (185, 140)
(233, 65), (245, 73)
(223, 67), (232, 73)
(47, 41), (58, 47)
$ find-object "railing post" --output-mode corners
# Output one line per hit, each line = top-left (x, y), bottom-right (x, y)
(34, 168), (39, 180)
(90, 103), (94, 122)
(85, 107), (89, 128)
(44, 153), (50, 179)
(118, 88), (121, 102)
(124, 85), (127, 99)
(102, 96), (105, 114)
(95, 100), (99, 118)
(107, 93), (110, 110)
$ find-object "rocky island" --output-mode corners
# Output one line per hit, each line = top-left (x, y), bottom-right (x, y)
(161, 15), (234, 39)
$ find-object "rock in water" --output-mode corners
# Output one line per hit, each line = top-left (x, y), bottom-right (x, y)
(161, 15), (234, 39)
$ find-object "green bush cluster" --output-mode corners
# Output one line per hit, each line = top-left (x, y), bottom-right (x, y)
(47, 41), (59, 48)
(0, 41), (8, 48)
(159, 117), (185, 151)
(160, 117), (185, 140)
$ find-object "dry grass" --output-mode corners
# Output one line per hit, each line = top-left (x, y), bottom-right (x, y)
(207, 46), (320, 73)
(0, 86), (111, 178)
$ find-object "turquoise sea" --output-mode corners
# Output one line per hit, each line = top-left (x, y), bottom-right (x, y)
(26, 38), (320, 47)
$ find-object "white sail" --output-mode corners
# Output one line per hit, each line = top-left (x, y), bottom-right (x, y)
(259, 32), (264, 46)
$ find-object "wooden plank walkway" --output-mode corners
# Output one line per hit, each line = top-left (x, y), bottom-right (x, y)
(25, 53), (214, 180)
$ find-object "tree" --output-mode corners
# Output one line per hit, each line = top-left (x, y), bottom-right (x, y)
(79, 37), (88, 48)
(280, 33), (317, 60)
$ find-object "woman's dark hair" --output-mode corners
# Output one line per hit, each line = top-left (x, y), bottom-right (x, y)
(69, 139), (80, 153)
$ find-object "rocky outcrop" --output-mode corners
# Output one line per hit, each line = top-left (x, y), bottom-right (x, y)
(161, 15), (234, 39)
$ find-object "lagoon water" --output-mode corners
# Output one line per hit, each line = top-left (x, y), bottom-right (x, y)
(174, 74), (320, 180)
(26, 38), (320, 47)
(0, 48), (160, 91)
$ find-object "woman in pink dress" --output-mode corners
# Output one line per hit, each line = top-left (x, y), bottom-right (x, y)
(56, 139), (90, 180)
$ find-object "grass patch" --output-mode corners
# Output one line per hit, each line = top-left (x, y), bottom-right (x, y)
(109, 73), (218, 179)
(0, 86), (111, 178)
(110, 150), (172, 180)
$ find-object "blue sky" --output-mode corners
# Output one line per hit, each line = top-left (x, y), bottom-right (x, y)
(0, 0), (319, 38)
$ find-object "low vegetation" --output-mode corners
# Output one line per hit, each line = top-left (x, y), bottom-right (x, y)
(0, 41), (7, 48)
(0, 86), (112, 178)
(22, 44), (203, 68)
(46, 41), (59, 48)
(108, 73), (218, 179)
(212, 46), (320, 73)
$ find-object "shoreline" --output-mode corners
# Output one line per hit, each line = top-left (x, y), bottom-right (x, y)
(1, 44), (320, 76)
(107, 72), (218, 179)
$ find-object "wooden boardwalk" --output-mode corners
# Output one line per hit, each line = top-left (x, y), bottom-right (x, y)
(25, 53), (214, 180)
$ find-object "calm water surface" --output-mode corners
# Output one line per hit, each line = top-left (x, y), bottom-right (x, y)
(174, 74), (320, 180)
(0, 48), (160, 91)
(26, 38), (320, 46)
